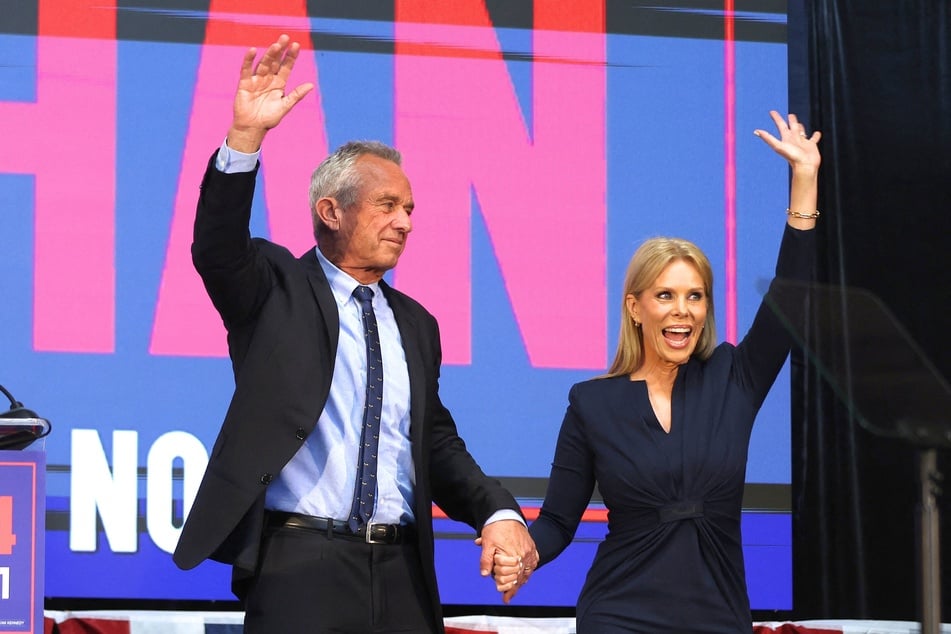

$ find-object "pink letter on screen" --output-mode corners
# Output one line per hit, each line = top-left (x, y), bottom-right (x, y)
(150, 0), (328, 357)
(0, 0), (117, 353)
(394, 1), (606, 368)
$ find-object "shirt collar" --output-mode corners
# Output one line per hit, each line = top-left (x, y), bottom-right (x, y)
(314, 247), (381, 308)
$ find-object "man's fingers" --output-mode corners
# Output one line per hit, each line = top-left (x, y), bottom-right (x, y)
(284, 83), (315, 108)
(278, 41), (303, 78)
(479, 544), (494, 576)
(493, 552), (520, 565)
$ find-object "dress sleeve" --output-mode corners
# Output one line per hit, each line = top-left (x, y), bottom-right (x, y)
(732, 225), (816, 407)
(530, 385), (597, 567)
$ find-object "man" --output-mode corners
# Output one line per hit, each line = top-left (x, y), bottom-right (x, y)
(173, 35), (537, 632)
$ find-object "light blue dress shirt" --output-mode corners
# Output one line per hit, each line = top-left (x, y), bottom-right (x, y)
(266, 250), (416, 524)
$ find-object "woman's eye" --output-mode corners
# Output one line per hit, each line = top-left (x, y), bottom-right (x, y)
(657, 291), (671, 300)
(690, 292), (704, 301)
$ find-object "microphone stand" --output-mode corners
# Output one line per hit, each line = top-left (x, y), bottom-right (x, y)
(0, 383), (52, 450)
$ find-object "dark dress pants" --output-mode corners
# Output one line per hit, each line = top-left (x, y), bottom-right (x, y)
(243, 522), (438, 633)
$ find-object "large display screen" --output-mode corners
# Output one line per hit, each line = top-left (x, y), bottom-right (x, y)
(0, 0), (791, 610)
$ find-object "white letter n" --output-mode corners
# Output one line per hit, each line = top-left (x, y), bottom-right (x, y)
(70, 429), (138, 553)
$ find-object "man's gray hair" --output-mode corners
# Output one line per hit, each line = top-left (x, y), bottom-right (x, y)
(308, 140), (402, 211)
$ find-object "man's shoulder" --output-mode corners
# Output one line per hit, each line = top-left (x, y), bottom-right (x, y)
(249, 238), (308, 268)
(380, 282), (435, 321)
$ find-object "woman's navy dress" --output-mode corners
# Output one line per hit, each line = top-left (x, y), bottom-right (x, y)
(530, 226), (814, 633)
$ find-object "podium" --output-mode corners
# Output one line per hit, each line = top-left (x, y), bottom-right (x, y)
(765, 280), (951, 634)
(0, 391), (49, 634)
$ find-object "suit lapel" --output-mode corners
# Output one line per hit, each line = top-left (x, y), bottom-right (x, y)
(301, 247), (340, 357)
(380, 281), (426, 454)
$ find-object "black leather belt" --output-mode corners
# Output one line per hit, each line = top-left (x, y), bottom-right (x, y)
(266, 511), (410, 545)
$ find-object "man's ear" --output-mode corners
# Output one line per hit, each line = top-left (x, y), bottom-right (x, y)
(315, 197), (340, 230)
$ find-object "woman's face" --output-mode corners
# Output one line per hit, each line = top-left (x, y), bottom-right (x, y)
(626, 259), (708, 369)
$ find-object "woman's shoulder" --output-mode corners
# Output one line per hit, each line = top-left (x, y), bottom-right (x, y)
(688, 341), (737, 369)
(569, 374), (632, 399)
(710, 340), (737, 358)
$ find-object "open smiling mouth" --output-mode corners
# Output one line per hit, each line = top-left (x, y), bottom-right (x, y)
(662, 327), (692, 347)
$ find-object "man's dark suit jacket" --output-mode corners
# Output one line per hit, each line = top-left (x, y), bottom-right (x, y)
(172, 152), (521, 627)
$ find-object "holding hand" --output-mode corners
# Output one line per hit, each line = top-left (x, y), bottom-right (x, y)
(227, 34), (315, 153)
(475, 519), (539, 604)
(491, 550), (533, 603)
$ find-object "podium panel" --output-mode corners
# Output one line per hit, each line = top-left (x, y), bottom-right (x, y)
(0, 450), (46, 634)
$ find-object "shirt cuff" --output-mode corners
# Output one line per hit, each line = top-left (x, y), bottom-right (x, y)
(215, 138), (260, 173)
(483, 509), (526, 528)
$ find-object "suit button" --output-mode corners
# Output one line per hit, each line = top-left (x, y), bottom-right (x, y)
(260, 473), (273, 485)
(295, 428), (306, 440)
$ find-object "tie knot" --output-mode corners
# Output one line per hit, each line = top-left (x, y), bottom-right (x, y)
(353, 285), (374, 307)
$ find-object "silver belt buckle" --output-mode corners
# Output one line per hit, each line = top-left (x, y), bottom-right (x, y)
(365, 522), (386, 544)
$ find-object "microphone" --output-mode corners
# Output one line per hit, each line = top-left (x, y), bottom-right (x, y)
(0, 384), (52, 450)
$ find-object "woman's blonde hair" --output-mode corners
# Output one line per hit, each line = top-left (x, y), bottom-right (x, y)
(604, 237), (717, 377)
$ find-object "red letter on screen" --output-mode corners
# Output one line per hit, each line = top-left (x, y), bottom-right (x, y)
(394, 0), (607, 368)
(150, 0), (328, 357)
(0, 0), (117, 353)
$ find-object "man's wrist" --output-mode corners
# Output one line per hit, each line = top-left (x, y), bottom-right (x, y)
(216, 138), (260, 173)
(483, 509), (526, 529)
(226, 125), (266, 154)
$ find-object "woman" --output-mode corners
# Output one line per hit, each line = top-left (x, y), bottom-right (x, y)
(493, 111), (821, 633)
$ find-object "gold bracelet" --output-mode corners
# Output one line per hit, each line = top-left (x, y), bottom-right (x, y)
(786, 208), (820, 219)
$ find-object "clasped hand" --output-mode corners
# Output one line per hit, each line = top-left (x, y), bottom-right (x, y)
(475, 519), (539, 604)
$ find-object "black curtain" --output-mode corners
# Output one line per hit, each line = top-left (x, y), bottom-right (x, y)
(790, 0), (951, 621)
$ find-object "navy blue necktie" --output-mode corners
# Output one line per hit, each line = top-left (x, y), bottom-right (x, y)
(349, 285), (383, 532)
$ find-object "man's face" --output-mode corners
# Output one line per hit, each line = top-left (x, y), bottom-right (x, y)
(334, 154), (414, 278)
